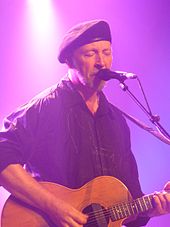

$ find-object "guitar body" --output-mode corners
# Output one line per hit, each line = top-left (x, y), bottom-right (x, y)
(1, 176), (132, 227)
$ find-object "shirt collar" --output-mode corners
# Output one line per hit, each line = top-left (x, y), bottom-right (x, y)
(58, 77), (115, 119)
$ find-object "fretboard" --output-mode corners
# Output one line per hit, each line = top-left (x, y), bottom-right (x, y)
(109, 194), (153, 221)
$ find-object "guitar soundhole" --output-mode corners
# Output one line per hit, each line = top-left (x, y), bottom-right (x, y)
(83, 203), (109, 227)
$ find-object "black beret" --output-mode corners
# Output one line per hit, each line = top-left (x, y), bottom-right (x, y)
(58, 19), (112, 64)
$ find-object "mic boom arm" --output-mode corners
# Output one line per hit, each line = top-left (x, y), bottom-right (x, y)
(97, 68), (170, 144)
(120, 78), (170, 141)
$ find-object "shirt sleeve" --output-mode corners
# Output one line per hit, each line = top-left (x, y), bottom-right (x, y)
(0, 101), (41, 173)
(0, 85), (61, 175)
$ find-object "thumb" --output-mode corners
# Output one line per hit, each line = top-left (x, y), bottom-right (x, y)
(164, 181), (170, 191)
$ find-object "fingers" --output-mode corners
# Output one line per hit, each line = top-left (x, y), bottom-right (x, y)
(51, 204), (88, 227)
(61, 213), (87, 227)
(62, 218), (84, 227)
(44, 195), (88, 227)
(153, 191), (170, 215)
(72, 209), (88, 224)
(54, 214), (86, 227)
(164, 191), (170, 212)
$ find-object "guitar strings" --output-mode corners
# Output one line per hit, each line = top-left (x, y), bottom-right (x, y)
(83, 198), (151, 225)
(83, 191), (170, 225)
(85, 201), (132, 217)
(83, 202), (132, 225)
(85, 205), (130, 226)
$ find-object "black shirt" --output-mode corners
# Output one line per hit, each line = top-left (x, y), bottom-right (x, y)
(0, 78), (149, 226)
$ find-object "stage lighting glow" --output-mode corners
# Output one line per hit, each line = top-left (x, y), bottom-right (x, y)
(27, 0), (56, 41)
(24, 0), (62, 86)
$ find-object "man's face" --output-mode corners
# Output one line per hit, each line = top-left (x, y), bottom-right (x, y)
(71, 40), (112, 88)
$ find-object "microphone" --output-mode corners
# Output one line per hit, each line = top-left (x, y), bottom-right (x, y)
(97, 68), (137, 82)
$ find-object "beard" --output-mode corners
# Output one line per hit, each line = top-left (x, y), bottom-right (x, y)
(69, 68), (106, 92)
(79, 72), (105, 90)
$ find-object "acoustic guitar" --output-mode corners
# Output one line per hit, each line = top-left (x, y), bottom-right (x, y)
(0, 176), (163, 227)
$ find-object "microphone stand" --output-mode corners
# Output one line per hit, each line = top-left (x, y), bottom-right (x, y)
(97, 68), (170, 145)
(119, 78), (170, 145)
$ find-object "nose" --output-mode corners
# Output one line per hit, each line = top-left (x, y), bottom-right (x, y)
(95, 53), (105, 70)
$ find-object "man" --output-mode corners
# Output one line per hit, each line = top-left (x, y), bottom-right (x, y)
(0, 19), (169, 227)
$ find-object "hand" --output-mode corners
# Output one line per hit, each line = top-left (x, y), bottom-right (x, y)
(148, 181), (170, 217)
(44, 197), (88, 227)
(164, 181), (170, 191)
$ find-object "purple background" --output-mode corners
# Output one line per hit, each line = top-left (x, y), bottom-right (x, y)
(0, 0), (170, 226)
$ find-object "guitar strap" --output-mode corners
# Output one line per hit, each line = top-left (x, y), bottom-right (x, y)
(119, 108), (170, 145)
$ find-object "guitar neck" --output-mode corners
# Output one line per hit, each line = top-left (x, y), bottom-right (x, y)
(109, 194), (153, 221)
